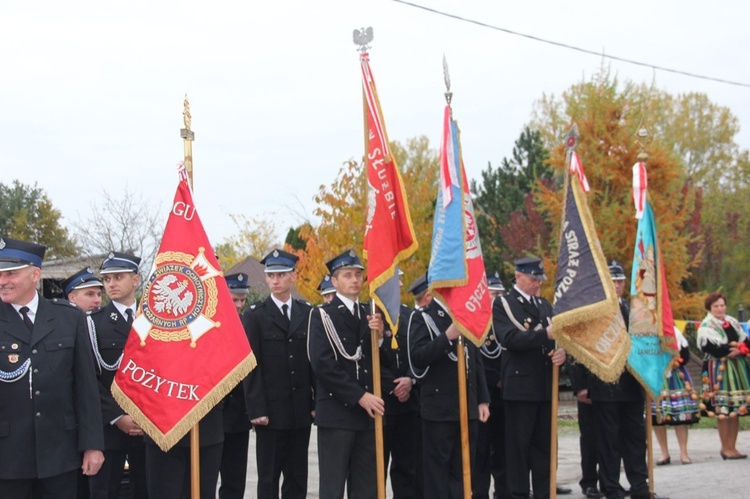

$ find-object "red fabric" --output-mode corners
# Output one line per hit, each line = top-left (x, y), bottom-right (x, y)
(112, 165), (253, 446)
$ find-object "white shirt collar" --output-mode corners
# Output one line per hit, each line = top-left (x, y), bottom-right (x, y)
(513, 285), (533, 302)
(112, 300), (137, 319)
(336, 293), (359, 315)
(270, 294), (292, 314)
(12, 292), (40, 320)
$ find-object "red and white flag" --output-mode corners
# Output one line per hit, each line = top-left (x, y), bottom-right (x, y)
(112, 164), (256, 451)
(360, 51), (418, 338)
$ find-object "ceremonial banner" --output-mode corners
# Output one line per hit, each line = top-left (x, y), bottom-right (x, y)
(627, 162), (678, 399)
(360, 51), (418, 339)
(552, 151), (629, 383)
(428, 105), (491, 346)
(112, 165), (256, 451)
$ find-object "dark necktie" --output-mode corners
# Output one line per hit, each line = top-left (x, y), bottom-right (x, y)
(353, 303), (361, 320)
(125, 308), (134, 326)
(19, 306), (34, 332)
(281, 304), (290, 326)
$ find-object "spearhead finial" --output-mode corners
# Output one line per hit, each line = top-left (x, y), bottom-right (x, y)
(635, 126), (651, 161)
(353, 27), (374, 53)
(443, 55), (452, 105)
(183, 95), (192, 132)
(565, 124), (579, 152)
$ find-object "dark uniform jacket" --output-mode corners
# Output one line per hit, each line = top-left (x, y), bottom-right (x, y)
(0, 296), (104, 479)
(494, 288), (556, 402)
(380, 304), (420, 416)
(309, 295), (386, 431)
(242, 296), (314, 430)
(409, 300), (490, 421)
(90, 301), (145, 449)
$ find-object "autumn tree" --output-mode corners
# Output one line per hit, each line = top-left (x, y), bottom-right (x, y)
(0, 180), (79, 259)
(471, 127), (555, 282)
(294, 136), (439, 304)
(216, 213), (281, 269)
(531, 71), (703, 318)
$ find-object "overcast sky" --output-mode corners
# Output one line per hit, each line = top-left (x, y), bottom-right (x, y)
(2, 0), (749, 251)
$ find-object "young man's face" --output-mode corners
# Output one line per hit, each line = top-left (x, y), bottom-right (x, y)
(102, 272), (139, 304)
(332, 268), (363, 301)
(265, 271), (295, 299)
(0, 266), (40, 305)
(68, 287), (103, 311)
(231, 292), (247, 313)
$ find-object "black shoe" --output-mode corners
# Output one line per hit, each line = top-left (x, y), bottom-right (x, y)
(557, 485), (572, 495)
(582, 487), (604, 498)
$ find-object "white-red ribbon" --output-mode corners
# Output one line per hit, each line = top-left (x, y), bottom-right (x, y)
(632, 162), (647, 219)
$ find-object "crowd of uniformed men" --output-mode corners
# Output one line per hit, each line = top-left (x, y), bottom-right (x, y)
(0, 235), (663, 499)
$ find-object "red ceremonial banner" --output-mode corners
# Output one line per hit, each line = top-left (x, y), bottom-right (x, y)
(360, 51), (418, 334)
(112, 165), (256, 451)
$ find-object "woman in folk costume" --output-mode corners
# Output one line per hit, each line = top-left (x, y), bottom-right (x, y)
(652, 325), (700, 465)
(697, 292), (750, 460)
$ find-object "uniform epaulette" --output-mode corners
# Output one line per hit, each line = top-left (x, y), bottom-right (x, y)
(89, 306), (107, 316)
(50, 297), (77, 308)
(294, 298), (312, 307)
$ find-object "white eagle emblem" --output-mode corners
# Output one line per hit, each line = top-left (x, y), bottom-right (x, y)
(151, 275), (194, 316)
(365, 180), (380, 236)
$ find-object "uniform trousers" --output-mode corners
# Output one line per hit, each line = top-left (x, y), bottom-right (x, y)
(0, 469), (78, 499)
(577, 401), (599, 491)
(591, 401), (649, 499)
(218, 431), (250, 499)
(383, 411), (419, 499)
(145, 442), (222, 499)
(89, 445), (147, 499)
(504, 401), (551, 499)
(421, 419), (477, 499)
(255, 426), (311, 499)
(473, 388), (505, 499)
(317, 427), (375, 499)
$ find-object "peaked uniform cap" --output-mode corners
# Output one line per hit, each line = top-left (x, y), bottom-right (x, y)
(100, 251), (141, 274)
(62, 267), (103, 295)
(486, 270), (505, 291)
(326, 249), (364, 274)
(514, 256), (547, 281)
(260, 249), (298, 273)
(0, 237), (46, 271)
(225, 272), (250, 292)
(317, 274), (336, 295)
(408, 273), (429, 295)
(608, 259), (626, 280)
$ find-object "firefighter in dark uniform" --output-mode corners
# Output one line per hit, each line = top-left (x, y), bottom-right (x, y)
(318, 274), (336, 303)
(88, 252), (149, 499)
(61, 267), (105, 499)
(308, 249), (386, 499)
(473, 271), (507, 499)
(0, 237), (104, 499)
(380, 270), (420, 499)
(408, 282), (490, 499)
(218, 273), (253, 499)
(242, 250), (314, 499)
(494, 257), (566, 499)
(588, 261), (665, 499)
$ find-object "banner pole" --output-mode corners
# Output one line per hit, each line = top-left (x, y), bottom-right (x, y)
(456, 335), (472, 498)
(646, 397), (654, 495)
(550, 364), (559, 499)
(370, 300), (386, 499)
(181, 95), (200, 499)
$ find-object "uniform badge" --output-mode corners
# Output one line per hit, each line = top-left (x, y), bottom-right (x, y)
(523, 317), (532, 330)
(108, 252), (115, 259)
(11, 343), (18, 350)
(8, 354), (19, 364)
(438, 309), (445, 317)
(238, 274), (244, 281)
(86, 266), (92, 273)
(0, 238), (5, 249)
(110, 312), (119, 322)
(349, 249), (356, 258)
(273, 249), (279, 258)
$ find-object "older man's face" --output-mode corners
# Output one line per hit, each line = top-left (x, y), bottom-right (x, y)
(0, 266), (41, 305)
